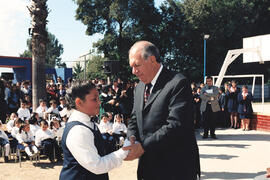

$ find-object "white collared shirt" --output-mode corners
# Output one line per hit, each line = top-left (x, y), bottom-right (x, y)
(66, 110), (128, 175)
(30, 124), (41, 137)
(17, 108), (31, 120)
(6, 119), (15, 133)
(17, 131), (35, 143)
(36, 105), (48, 118)
(98, 121), (113, 134)
(112, 122), (127, 135)
(11, 127), (19, 138)
(35, 129), (55, 147)
(149, 64), (163, 94)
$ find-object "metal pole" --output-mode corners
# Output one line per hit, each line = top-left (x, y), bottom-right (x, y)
(204, 38), (206, 84)
(84, 56), (86, 81)
(262, 75), (264, 112)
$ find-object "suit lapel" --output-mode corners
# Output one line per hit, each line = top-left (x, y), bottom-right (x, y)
(144, 68), (169, 110)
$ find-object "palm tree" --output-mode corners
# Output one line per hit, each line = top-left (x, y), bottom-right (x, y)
(27, 0), (48, 111)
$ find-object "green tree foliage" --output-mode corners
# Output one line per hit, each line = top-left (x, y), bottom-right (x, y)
(72, 0), (161, 78)
(73, 0), (270, 82)
(20, 32), (66, 68)
(73, 62), (84, 79)
(86, 55), (107, 80)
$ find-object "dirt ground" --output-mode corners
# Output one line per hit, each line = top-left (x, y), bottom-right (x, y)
(0, 157), (138, 180)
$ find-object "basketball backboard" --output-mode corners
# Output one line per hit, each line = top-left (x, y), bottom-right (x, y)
(243, 34), (270, 63)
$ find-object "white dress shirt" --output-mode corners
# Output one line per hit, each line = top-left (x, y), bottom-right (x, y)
(149, 64), (163, 94)
(46, 107), (59, 115)
(36, 105), (48, 118)
(6, 120), (15, 133)
(30, 124), (41, 137)
(112, 122), (127, 135)
(66, 110), (128, 175)
(17, 108), (31, 120)
(98, 121), (113, 134)
(16, 131), (35, 144)
(11, 127), (19, 138)
(35, 129), (55, 147)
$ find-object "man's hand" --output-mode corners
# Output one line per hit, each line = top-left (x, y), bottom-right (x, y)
(123, 143), (144, 161)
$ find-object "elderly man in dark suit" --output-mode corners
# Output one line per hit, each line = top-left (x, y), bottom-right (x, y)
(123, 41), (200, 180)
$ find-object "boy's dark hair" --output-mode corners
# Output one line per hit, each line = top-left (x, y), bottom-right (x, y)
(40, 120), (49, 127)
(101, 113), (109, 119)
(206, 76), (213, 80)
(19, 122), (28, 134)
(65, 82), (96, 109)
(29, 113), (38, 125)
(15, 118), (24, 125)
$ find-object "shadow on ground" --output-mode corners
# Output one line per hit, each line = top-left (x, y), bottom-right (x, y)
(199, 144), (250, 148)
(35, 161), (63, 169)
(201, 171), (266, 179)
(200, 154), (238, 160)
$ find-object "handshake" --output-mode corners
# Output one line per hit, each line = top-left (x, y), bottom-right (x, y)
(121, 138), (145, 161)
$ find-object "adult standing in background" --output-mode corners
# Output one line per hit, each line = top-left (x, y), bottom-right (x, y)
(227, 80), (240, 129)
(124, 41), (200, 180)
(200, 76), (220, 139)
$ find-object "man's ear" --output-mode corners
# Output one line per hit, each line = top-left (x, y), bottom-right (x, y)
(75, 98), (82, 108)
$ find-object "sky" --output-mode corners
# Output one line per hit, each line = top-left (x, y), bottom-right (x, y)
(0, 0), (165, 72)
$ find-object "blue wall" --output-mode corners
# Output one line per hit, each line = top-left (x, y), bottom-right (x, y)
(0, 56), (72, 83)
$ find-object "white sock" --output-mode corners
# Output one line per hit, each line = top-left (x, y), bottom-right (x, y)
(4, 144), (10, 156)
(25, 147), (33, 156)
(31, 145), (39, 154)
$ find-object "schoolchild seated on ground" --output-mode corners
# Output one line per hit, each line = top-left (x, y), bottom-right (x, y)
(0, 121), (10, 162)
(35, 120), (61, 162)
(112, 114), (127, 146)
(16, 122), (39, 158)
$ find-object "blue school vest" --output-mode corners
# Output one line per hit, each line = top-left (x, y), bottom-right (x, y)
(59, 121), (109, 180)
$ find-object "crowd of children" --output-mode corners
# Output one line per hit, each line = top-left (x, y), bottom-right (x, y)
(0, 77), (133, 163)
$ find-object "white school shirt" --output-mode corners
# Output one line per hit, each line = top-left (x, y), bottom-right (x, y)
(98, 121), (113, 134)
(17, 108), (31, 120)
(0, 129), (9, 141)
(46, 107), (59, 115)
(11, 127), (19, 138)
(6, 120), (15, 133)
(16, 131), (35, 143)
(35, 129), (55, 147)
(66, 110), (128, 175)
(52, 127), (64, 141)
(112, 122), (127, 135)
(36, 105), (48, 118)
(30, 124), (41, 137)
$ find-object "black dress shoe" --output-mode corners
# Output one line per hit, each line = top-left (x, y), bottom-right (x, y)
(211, 135), (217, 139)
(4, 156), (9, 163)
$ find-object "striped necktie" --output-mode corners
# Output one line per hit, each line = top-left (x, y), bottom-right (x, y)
(144, 83), (152, 103)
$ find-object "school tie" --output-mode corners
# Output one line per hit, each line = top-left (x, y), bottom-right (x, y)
(144, 83), (152, 104)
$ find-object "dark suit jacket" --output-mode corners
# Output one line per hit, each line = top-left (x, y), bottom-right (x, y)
(127, 68), (200, 180)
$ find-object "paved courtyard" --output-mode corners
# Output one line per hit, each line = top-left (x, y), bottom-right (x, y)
(0, 128), (269, 180)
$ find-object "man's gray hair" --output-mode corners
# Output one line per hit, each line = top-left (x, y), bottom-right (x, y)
(141, 43), (161, 63)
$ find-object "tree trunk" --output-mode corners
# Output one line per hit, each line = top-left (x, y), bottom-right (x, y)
(28, 0), (48, 111)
